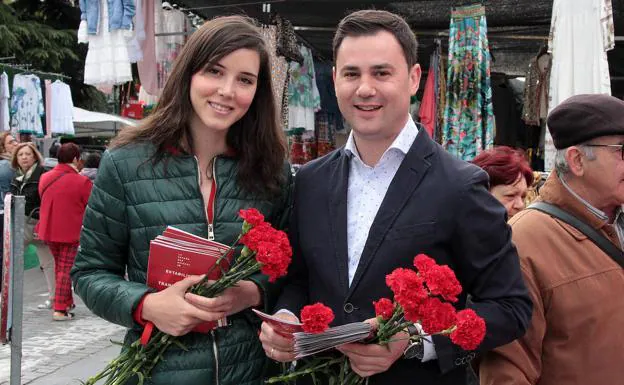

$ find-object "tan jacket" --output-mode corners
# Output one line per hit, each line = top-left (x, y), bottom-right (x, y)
(480, 173), (624, 385)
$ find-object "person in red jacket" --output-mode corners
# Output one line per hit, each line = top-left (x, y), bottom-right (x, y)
(37, 143), (93, 321)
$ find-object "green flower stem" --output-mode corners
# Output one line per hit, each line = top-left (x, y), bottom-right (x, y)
(266, 357), (345, 383)
(194, 235), (242, 289)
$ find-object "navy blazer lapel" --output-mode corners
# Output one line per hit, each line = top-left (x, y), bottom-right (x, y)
(328, 149), (350, 295)
(347, 131), (436, 297)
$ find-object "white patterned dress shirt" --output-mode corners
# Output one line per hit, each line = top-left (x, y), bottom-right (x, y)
(345, 116), (437, 362)
(344, 116), (417, 285)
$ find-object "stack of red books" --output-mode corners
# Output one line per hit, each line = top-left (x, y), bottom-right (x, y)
(147, 226), (232, 332)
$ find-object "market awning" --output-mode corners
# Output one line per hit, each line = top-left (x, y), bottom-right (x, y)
(72, 107), (138, 137)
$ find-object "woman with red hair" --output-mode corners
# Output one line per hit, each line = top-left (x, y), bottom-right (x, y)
(471, 146), (534, 218)
(37, 143), (92, 320)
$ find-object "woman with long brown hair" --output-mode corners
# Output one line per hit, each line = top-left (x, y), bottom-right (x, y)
(71, 16), (292, 385)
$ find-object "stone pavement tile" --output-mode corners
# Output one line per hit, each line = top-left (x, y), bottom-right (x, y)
(26, 342), (123, 385)
(0, 268), (125, 385)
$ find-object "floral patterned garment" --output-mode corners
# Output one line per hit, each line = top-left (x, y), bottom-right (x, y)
(287, 45), (321, 131)
(10, 74), (44, 136)
(442, 4), (495, 161)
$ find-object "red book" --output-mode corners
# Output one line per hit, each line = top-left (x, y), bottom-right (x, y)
(146, 227), (233, 332)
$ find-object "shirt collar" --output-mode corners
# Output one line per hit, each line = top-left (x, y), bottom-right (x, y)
(558, 172), (610, 221)
(344, 115), (419, 164)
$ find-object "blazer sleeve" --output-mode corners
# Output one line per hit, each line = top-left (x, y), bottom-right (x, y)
(271, 169), (310, 315)
(433, 168), (533, 374)
(479, 264), (547, 385)
(70, 151), (152, 329)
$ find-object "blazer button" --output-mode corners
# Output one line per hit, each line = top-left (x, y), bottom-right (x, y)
(343, 303), (354, 313)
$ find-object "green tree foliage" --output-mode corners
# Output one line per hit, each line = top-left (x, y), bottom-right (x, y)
(0, 0), (108, 112)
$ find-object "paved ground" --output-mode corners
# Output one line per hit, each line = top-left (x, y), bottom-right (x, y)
(0, 267), (125, 385)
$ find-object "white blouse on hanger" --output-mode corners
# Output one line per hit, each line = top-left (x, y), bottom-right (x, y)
(50, 80), (75, 135)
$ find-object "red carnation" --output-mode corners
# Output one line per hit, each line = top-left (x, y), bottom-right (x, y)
(450, 309), (486, 351)
(273, 229), (292, 258)
(301, 303), (334, 334)
(386, 268), (428, 310)
(239, 208), (265, 227)
(240, 222), (274, 251)
(373, 298), (395, 321)
(255, 241), (291, 282)
(419, 297), (457, 334)
(413, 254), (437, 274)
(422, 265), (462, 303)
(403, 303), (424, 323)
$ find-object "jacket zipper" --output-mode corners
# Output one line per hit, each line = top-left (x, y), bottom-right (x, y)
(194, 156), (218, 240)
(195, 157), (221, 383)
(207, 159), (217, 240)
(211, 329), (220, 385)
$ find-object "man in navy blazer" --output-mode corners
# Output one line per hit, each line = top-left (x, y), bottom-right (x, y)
(259, 9), (532, 385)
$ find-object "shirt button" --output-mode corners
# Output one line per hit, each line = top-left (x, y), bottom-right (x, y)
(343, 303), (354, 313)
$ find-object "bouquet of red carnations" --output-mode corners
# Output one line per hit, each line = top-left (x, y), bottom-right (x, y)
(268, 254), (486, 385)
(84, 209), (292, 385)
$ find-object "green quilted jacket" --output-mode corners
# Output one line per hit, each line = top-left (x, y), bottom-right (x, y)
(71, 143), (293, 385)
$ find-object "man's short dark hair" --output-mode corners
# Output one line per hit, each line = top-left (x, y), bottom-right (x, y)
(333, 9), (418, 68)
(83, 152), (101, 169)
(48, 142), (60, 158)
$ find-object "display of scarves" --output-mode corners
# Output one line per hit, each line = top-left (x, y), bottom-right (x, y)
(442, 4), (494, 161)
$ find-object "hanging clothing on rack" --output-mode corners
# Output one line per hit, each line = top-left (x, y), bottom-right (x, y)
(44, 79), (52, 137)
(0, 72), (9, 132)
(10, 74), (44, 136)
(128, 0), (146, 63)
(82, 0), (133, 86)
(287, 45), (321, 132)
(138, 0), (159, 95)
(281, 72), (291, 130)
(522, 51), (551, 126)
(261, 24), (289, 125)
(50, 80), (75, 135)
(273, 14), (303, 65)
(314, 61), (343, 132)
(155, 5), (191, 90)
(435, 55), (447, 144)
(442, 4), (495, 161)
(545, 0), (614, 171)
(419, 52), (438, 138)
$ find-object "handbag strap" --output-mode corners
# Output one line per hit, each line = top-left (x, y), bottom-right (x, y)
(528, 201), (624, 269)
(40, 172), (68, 199)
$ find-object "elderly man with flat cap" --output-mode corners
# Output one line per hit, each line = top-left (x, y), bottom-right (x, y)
(479, 94), (624, 385)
